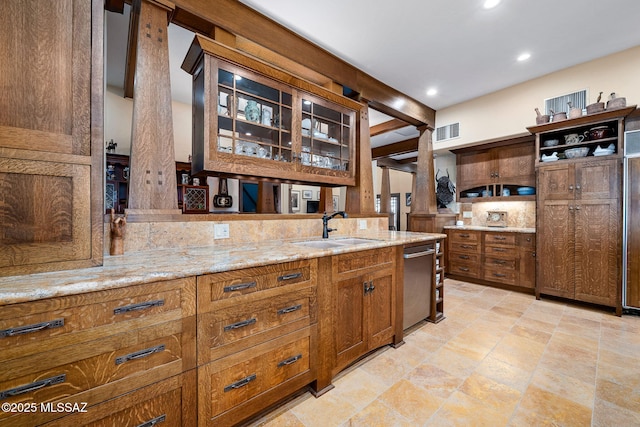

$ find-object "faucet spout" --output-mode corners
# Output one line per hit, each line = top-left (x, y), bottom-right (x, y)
(322, 211), (348, 238)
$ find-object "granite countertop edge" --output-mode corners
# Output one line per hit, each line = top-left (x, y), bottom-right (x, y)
(0, 231), (446, 306)
(443, 225), (536, 233)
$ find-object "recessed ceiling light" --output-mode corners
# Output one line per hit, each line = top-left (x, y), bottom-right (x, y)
(483, 0), (500, 9)
(303, 100), (312, 105)
(517, 52), (531, 61)
(235, 75), (242, 81)
(426, 88), (438, 96)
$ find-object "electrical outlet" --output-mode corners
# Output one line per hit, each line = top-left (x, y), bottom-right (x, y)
(214, 223), (230, 239)
(359, 220), (367, 230)
(463, 211), (473, 218)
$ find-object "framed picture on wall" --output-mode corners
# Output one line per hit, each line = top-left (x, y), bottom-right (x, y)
(302, 190), (312, 199)
(291, 190), (300, 211)
(333, 195), (339, 211)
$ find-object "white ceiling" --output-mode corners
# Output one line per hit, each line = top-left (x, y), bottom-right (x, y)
(105, 1), (640, 154)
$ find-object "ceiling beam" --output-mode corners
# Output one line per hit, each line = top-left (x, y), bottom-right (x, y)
(371, 138), (418, 160)
(397, 156), (418, 164)
(168, 0), (435, 127)
(376, 158), (416, 174)
(370, 119), (410, 137)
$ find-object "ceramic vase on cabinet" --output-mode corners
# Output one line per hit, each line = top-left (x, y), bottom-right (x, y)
(245, 100), (260, 123)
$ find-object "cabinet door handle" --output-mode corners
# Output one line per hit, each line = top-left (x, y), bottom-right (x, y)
(277, 304), (302, 315)
(460, 244), (473, 249)
(459, 267), (470, 272)
(1, 319), (64, 338)
(459, 233), (470, 238)
(459, 255), (470, 260)
(136, 415), (166, 427)
(575, 205), (581, 210)
(493, 273), (507, 277)
(114, 299), (164, 315)
(0, 374), (66, 400)
(224, 281), (257, 292)
(224, 374), (257, 392)
(224, 318), (257, 331)
(493, 248), (507, 252)
(364, 280), (375, 294)
(278, 272), (303, 281)
(569, 206), (574, 211)
(493, 236), (506, 241)
(569, 185), (574, 191)
(494, 260), (507, 265)
(277, 354), (302, 367)
(115, 344), (165, 365)
(576, 185), (581, 190)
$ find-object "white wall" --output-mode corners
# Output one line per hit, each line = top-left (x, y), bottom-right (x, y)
(435, 46), (640, 151)
(105, 85), (192, 161)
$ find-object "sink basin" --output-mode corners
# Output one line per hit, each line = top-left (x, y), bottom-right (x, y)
(293, 240), (346, 249)
(292, 238), (379, 249)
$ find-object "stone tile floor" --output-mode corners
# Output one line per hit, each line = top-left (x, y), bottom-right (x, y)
(249, 279), (640, 427)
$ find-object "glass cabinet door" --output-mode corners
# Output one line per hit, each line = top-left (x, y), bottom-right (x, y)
(216, 66), (293, 164)
(300, 96), (353, 173)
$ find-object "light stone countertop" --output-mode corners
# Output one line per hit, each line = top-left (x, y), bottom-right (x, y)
(443, 225), (536, 233)
(0, 231), (445, 306)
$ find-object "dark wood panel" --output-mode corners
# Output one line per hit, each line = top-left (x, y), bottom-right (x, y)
(537, 201), (575, 299)
(626, 157), (640, 308)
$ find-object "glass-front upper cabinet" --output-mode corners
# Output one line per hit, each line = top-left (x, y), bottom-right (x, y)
(182, 34), (359, 186)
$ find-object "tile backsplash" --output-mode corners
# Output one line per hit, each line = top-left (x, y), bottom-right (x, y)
(104, 216), (389, 255)
(459, 201), (535, 228)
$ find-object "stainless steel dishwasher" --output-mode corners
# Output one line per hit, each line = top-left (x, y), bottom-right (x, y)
(403, 242), (435, 330)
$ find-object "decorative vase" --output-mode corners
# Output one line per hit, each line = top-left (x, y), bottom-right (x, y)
(244, 100), (260, 123)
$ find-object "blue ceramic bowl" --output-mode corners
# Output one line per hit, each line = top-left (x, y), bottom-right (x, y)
(517, 187), (535, 195)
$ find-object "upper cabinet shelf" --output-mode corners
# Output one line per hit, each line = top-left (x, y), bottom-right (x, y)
(181, 35), (361, 187)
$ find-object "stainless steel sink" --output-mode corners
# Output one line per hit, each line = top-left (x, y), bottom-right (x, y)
(292, 238), (379, 249)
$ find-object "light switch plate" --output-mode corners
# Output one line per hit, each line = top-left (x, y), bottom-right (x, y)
(358, 220), (367, 230)
(214, 223), (230, 239)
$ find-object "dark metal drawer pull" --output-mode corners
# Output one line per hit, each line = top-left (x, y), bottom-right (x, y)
(459, 233), (470, 238)
(114, 299), (164, 315)
(278, 304), (302, 315)
(224, 374), (257, 392)
(460, 245), (473, 249)
(493, 236), (507, 241)
(459, 255), (470, 260)
(224, 281), (257, 293)
(493, 273), (507, 277)
(493, 248), (507, 252)
(459, 267), (470, 272)
(115, 344), (165, 365)
(494, 260), (507, 265)
(278, 354), (302, 367)
(0, 374), (66, 400)
(1, 318), (64, 338)
(278, 272), (303, 281)
(136, 414), (166, 427)
(224, 318), (257, 331)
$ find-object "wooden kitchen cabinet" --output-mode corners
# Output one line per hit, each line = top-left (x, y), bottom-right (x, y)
(331, 247), (396, 375)
(182, 35), (359, 187)
(529, 108), (634, 315)
(454, 139), (536, 201)
(446, 229), (482, 279)
(0, 277), (196, 427)
(0, 0), (103, 276)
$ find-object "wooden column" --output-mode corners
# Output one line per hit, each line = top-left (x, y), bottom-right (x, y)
(256, 181), (277, 213)
(127, 0), (181, 216)
(318, 187), (334, 213)
(346, 104), (375, 213)
(411, 125), (436, 214)
(380, 166), (393, 227)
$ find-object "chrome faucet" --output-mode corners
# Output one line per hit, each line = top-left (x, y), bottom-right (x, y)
(322, 211), (348, 238)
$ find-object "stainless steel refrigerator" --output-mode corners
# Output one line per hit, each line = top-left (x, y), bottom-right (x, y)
(623, 129), (640, 311)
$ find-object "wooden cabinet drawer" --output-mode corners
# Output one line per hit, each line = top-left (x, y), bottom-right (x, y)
(1, 319), (195, 426)
(483, 267), (517, 285)
(448, 260), (480, 278)
(198, 287), (315, 364)
(448, 230), (480, 244)
(449, 252), (480, 264)
(0, 278), (196, 363)
(449, 242), (480, 253)
(334, 247), (395, 278)
(199, 326), (316, 426)
(484, 245), (517, 257)
(41, 371), (196, 427)
(197, 260), (315, 310)
(484, 232), (516, 246)
(484, 256), (517, 270)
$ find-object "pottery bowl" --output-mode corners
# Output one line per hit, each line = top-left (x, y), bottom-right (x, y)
(565, 147), (589, 158)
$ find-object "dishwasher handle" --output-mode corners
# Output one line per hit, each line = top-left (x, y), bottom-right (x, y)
(403, 249), (435, 259)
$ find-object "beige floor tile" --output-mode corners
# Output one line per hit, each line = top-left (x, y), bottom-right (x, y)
(344, 399), (414, 427)
(458, 372), (522, 414)
(257, 411), (305, 427)
(530, 366), (595, 408)
(474, 354), (532, 392)
(509, 324), (552, 345)
(358, 349), (413, 386)
(405, 363), (465, 399)
(515, 384), (592, 427)
(514, 316), (558, 334)
(331, 367), (390, 411)
(592, 398), (640, 427)
(490, 332), (546, 372)
(442, 327), (502, 361)
(539, 339), (598, 384)
(429, 345), (481, 378)
(403, 327), (447, 354)
(597, 349), (640, 390)
(290, 392), (357, 427)
(549, 330), (599, 354)
(595, 378), (640, 413)
(428, 390), (510, 427)
(379, 379), (445, 425)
